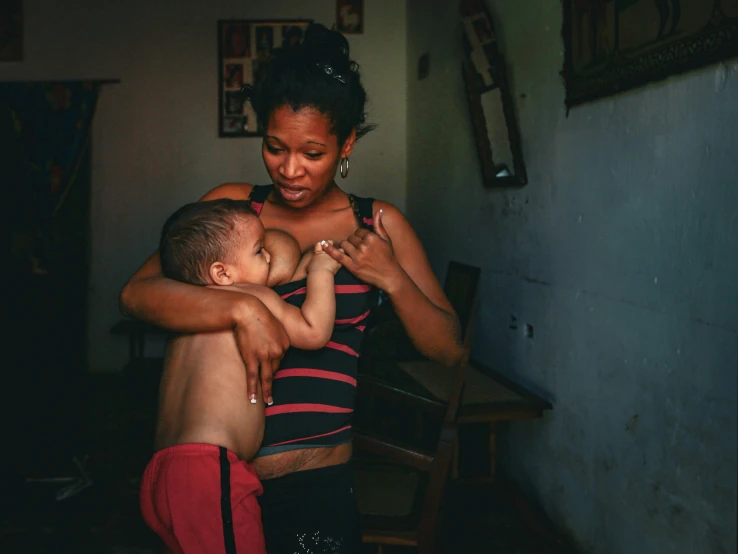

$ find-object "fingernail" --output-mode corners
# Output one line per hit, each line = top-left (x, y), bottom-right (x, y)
(250, 395), (257, 404)
(321, 240), (328, 247)
(267, 397), (274, 406)
(379, 209), (383, 215)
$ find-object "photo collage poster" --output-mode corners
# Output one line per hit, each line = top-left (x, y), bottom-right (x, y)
(219, 20), (311, 137)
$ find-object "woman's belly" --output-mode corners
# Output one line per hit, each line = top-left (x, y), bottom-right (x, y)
(252, 443), (353, 481)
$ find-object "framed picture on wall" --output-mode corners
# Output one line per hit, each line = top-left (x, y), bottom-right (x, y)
(562, 0), (738, 109)
(336, 0), (363, 34)
(0, 0), (23, 62)
(218, 19), (311, 137)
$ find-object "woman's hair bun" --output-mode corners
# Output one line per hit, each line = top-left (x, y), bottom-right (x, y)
(246, 21), (375, 144)
(302, 23), (351, 73)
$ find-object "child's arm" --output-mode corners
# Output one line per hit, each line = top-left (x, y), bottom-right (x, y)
(217, 242), (340, 350)
(286, 241), (340, 348)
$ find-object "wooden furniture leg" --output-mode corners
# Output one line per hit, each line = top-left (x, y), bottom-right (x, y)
(451, 435), (460, 480)
(488, 422), (497, 482)
(415, 410), (424, 440)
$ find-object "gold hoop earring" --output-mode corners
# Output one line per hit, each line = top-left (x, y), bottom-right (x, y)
(339, 157), (350, 179)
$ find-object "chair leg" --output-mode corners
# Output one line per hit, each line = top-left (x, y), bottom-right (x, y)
(417, 538), (434, 554)
(488, 422), (497, 482)
(415, 410), (424, 440)
(367, 395), (375, 422)
(451, 435), (459, 480)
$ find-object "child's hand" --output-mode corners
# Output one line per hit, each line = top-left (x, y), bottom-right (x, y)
(308, 240), (342, 275)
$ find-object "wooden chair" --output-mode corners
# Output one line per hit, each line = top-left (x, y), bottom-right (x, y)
(353, 329), (473, 554)
(356, 261), (481, 443)
(359, 261), (481, 371)
(352, 262), (481, 553)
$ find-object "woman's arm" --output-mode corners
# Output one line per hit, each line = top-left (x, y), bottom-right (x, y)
(324, 203), (465, 367)
(118, 183), (290, 404)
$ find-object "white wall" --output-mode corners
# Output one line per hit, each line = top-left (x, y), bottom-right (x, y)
(3, 0), (407, 372)
(406, 1), (737, 553)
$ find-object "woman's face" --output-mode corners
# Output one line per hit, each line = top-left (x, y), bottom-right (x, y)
(262, 105), (354, 208)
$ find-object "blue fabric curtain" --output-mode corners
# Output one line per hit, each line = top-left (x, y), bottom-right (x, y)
(1, 81), (100, 271)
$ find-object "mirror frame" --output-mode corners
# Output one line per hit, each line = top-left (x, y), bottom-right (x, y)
(460, 2), (527, 188)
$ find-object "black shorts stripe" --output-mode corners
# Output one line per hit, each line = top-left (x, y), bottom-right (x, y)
(219, 446), (237, 554)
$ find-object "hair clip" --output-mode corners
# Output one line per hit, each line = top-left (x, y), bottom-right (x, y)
(316, 62), (347, 85)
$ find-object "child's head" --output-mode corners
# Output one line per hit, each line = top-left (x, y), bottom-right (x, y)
(160, 199), (271, 286)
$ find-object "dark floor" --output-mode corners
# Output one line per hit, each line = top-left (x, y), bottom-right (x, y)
(0, 373), (572, 553)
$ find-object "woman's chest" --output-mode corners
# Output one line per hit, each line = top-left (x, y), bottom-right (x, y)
(260, 209), (359, 252)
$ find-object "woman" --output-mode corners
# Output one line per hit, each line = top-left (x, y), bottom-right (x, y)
(120, 23), (464, 553)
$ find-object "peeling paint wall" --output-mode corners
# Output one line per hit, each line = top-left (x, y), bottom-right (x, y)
(406, 1), (737, 553)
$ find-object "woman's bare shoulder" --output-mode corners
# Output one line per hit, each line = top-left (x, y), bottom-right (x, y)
(368, 199), (422, 249)
(370, 199), (408, 227)
(371, 199), (401, 215)
(199, 182), (256, 201)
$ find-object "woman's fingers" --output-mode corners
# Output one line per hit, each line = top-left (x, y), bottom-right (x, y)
(324, 221), (396, 288)
(345, 234), (364, 249)
(245, 355), (260, 404)
(245, 357), (277, 406)
(262, 333), (287, 404)
(234, 301), (289, 404)
(268, 357), (282, 403)
(340, 239), (362, 264)
(260, 359), (275, 405)
(323, 240), (355, 267)
(255, 339), (286, 404)
(373, 209), (391, 241)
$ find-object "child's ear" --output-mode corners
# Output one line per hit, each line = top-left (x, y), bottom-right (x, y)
(209, 261), (235, 286)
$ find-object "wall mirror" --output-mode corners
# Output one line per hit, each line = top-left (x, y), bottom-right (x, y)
(460, 0), (527, 187)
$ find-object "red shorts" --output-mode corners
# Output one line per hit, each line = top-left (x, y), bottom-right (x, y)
(140, 443), (266, 554)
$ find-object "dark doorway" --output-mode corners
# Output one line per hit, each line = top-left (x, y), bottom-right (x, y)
(4, 100), (92, 484)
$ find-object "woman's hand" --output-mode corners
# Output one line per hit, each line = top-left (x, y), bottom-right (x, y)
(322, 209), (404, 291)
(325, 201), (465, 367)
(233, 298), (290, 405)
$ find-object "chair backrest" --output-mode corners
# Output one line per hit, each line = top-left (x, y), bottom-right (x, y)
(443, 297), (478, 424)
(443, 261), (481, 341)
(442, 261), (480, 423)
(415, 265), (480, 549)
(416, 298), (478, 551)
(355, 263), (482, 553)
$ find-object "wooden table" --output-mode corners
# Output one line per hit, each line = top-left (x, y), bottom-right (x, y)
(357, 357), (551, 483)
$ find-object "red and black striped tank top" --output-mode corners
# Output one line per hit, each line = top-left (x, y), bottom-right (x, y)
(248, 185), (376, 457)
